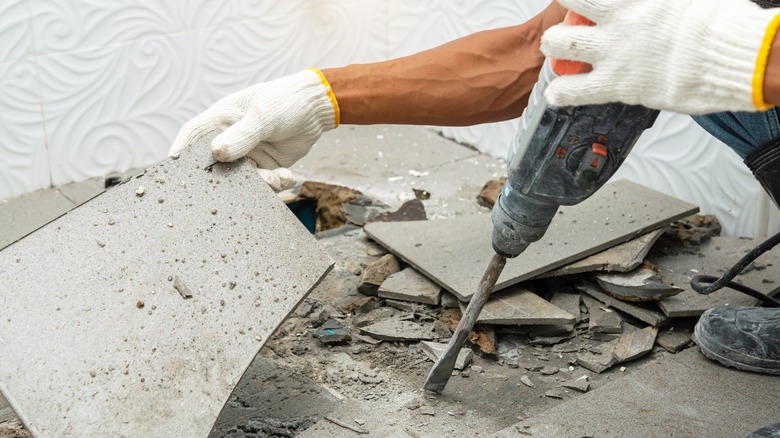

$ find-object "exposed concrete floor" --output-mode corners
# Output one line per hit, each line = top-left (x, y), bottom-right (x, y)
(2, 125), (778, 438)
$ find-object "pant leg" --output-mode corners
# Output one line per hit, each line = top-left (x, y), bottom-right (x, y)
(692, 109), (780, 159)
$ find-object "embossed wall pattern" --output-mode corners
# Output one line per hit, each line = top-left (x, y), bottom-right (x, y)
(0, 0), (775, 236)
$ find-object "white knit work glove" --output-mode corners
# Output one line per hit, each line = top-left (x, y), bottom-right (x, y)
(541, 0), (780, 114)
(169, 69), (340, 191)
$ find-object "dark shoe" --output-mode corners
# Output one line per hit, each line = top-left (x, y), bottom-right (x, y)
(746, 422), (780, 438)
(694, 306), (780, 375)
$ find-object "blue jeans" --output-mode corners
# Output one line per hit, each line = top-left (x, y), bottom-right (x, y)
(693, 109), (780, 159)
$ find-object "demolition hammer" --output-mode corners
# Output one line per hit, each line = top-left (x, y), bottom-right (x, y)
(423, 12), (661, 393)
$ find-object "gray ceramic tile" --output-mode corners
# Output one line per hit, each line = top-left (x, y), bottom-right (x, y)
(495, 348), (780, 438)
(365, 180), (698, 301)
(655, 236), (780, 317)
(0, 135), (333, 437)
(294, 125), (480, 208)
(57, 177), (106, 206)
(0, 189), (75, 250)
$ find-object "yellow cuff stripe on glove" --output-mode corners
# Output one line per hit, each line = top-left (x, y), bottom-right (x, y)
(753, 13), (780, 111)
(309, 68), (341, 128)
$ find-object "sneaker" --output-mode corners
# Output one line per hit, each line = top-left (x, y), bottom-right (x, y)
(694, 306), (780, 375)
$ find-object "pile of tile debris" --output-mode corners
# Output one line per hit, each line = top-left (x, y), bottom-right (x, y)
(297, 179), (776, 384)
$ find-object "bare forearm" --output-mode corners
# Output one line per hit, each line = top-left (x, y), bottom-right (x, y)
(764, 32), (780, 106)
(322, 3), (567, 126)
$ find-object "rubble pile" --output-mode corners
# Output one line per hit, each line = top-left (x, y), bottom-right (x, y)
(264, 181), (773, 411)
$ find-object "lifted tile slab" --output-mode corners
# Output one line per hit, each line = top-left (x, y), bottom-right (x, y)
(477, 288), (575, 326)
(654, 236), (780, 317)
(0, 136), (334, 438)
(378, 268), (442, 305)
(365, 180), (698, 301)
(537, 228), (665, 279)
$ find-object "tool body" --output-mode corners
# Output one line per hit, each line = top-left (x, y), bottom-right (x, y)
(424, 12), (660, 393)
(491, 60), (659, 258)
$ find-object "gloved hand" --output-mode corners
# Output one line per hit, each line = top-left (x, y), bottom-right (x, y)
(541, 0), (780, 114)
(169, 69), (340, 191)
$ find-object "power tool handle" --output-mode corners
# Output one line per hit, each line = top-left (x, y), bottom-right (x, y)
(550, 11), (595, 75)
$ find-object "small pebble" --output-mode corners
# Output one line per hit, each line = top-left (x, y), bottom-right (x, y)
(136, 301), (145, 309)
(135, 186), (145, 197)
(167, 222), (173, 228)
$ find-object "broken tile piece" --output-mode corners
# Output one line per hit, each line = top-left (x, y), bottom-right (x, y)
(577, 283), (669, 327)
(315, 320), (351, 344)
(545, 389), (566, 399)
(378, 268), (442, 305)
(577, 326), (657, 373)
(359, 318), (434, 342)
(656, 319), (696, 353)
(582, 296), (623, 334)
(613, 327), (658, 363)
(477, 288), (576, 325)
(352, 333), (382, 345)
(420, 341), (473, 370)
(577, 342), (617, 373)
(560, 376), (590, 393)
(364, 180), (698, 301)
(358, 254), (400, 296)
(597, 263), (683, 302)
(539, 229), (665, 278)
(440, 291), (461, 309)
(550, 292), (582, 322)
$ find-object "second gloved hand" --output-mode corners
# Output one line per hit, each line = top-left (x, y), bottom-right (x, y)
(541, 0), (780, 114)
(169, 69), (340, 191)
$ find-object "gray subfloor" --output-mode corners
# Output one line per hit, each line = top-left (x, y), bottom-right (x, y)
(2, 125), (778, 437)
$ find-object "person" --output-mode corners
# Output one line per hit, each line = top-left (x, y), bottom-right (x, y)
(171, 0), (779, 410)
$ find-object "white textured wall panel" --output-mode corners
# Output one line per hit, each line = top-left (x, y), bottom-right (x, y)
(0, 61), (51, 199)
(0, 1), (33, 64)
(231, 0), (387, 87)
(37, 28), (236, 186)
(27, 0), (232, 55)
(0, 0), (775, 236)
